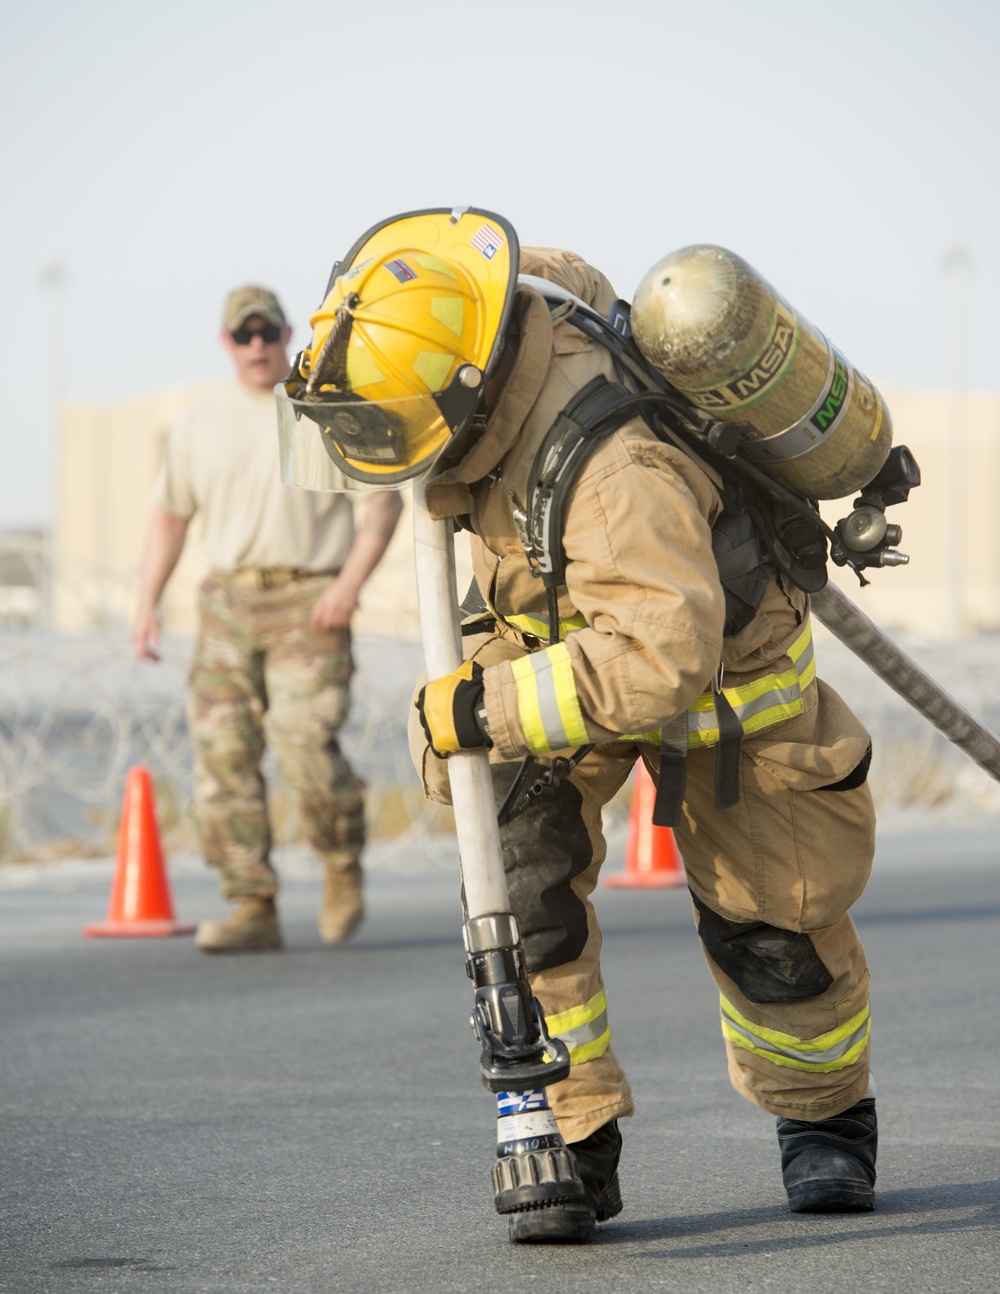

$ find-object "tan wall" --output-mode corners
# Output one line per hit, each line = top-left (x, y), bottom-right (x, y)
(52, 383), (467, 641)
(821, 387), (1000, 635)
(53, 380), (999, 641)
(54, 384), (210, 634)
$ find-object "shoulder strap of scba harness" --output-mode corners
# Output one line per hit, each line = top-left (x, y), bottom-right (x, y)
(512, 276), (828, 827)
(521, 371), (776, 641)
(517, 278), (786, 646)
(520, 374), (636, 634)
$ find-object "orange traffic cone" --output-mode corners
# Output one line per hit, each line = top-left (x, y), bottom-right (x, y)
(605, 761), (686, 888)
(84, 766), (195, 937)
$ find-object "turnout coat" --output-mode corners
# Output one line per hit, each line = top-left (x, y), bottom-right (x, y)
(410, 248), (877, 1141)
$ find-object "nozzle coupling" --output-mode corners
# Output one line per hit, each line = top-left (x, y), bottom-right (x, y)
(492, 1088), (586, 1217)
(465, 914), (571, 1092)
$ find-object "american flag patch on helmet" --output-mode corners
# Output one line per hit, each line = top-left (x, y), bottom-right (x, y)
(384, 258), (417, 282)
(470, 223), (505, 260)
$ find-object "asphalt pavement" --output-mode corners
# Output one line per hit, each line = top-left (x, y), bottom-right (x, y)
(1, 823), (998, 1293)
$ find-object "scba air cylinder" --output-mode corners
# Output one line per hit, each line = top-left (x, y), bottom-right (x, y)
(631, 245), (892, 500)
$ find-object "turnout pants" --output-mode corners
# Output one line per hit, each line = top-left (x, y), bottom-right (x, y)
(409, 632), (875, 1143)
(188, 573), (366, 899)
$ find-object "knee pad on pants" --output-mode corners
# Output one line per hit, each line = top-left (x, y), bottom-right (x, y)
(693, 893), (834, 1003)
(492, 762), (593, 975)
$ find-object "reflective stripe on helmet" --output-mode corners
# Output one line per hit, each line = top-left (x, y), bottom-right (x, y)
(510, 643), (589, 754)
(544, 990), (611, 1066)
(720, 995), (871, 1073)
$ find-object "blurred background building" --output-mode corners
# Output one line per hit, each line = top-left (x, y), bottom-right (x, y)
(2, 380), (998, 865)
(47, 381), (465, 641)
(34, 379), (1000, 640)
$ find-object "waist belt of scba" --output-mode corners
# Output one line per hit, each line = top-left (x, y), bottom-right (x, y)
(504, 613), (815, 755)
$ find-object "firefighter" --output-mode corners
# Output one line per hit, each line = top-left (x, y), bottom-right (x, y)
(280, 209), (879, 1243)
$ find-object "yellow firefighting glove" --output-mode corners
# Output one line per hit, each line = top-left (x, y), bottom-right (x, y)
(416, 660), (491, 756)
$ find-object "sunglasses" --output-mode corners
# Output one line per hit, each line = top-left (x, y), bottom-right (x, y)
(230, 323), (283, 345)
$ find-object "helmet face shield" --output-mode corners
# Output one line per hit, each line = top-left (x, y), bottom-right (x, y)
(315, 394), (408, 467)
(278, 388), (458, 491)
(282, 208), (519, 490)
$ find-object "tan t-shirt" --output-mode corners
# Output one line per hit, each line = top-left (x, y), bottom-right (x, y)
(153, 379), (355, 572)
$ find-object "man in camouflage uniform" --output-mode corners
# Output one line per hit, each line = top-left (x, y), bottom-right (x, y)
(131, 284), (402, 952)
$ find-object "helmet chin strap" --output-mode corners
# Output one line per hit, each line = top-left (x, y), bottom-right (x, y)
(476, 316), (522, 430)
(484, 331), (518, 411)
(440, 403), (489, 466)
(441, 326), (520, 466)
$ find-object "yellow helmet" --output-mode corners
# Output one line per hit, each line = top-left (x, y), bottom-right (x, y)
(279, 207), (519, 489)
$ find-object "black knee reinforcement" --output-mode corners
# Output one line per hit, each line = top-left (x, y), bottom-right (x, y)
(491, 763), (593, 974)
(692, 893), (834, 1003)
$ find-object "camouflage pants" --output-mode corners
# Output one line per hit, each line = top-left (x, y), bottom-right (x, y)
(188, 573), (366, 899)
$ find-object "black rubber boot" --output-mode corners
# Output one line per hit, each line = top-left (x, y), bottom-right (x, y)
(777, 1097), (877, 1213)
(507, 1120), (623, 1243)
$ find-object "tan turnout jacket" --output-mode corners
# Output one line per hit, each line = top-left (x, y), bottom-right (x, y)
(426, 248), (831, 771)
(414, 248), (876, 1135)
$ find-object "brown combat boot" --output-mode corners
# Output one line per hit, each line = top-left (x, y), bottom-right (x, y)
(319, 863), (364, 944)
(195, 897), (282, 953)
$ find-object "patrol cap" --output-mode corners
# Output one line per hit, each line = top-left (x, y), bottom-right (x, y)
(222, 284), (287, 331)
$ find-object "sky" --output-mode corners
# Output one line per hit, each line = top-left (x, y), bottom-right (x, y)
(2, 0), (998, 529)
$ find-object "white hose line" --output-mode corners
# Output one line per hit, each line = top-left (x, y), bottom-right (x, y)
(412, 477), (511, 917)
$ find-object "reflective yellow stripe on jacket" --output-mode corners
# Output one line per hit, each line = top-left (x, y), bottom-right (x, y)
(619, 618), (816, 751)
(510, 642), (589, 754)
(509, 617), (815, 757)
(544, 990), (611, 1065)
(505, 611), (589, 641)
(720, 995), (871, 1073)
